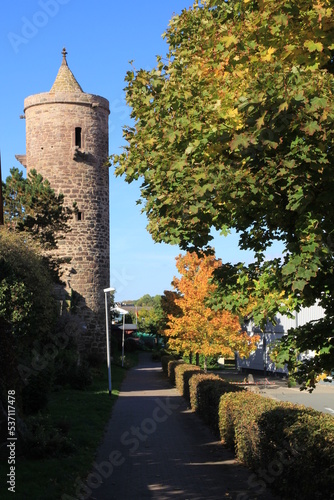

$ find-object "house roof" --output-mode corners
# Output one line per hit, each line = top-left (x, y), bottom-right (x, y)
(112, 323), (138, 331)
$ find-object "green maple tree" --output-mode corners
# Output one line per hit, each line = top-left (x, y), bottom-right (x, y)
(112, 0), (334, 387)
(137, 305), (162, 336)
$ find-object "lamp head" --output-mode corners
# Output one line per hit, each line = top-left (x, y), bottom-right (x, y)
(104, 287), (115, 293)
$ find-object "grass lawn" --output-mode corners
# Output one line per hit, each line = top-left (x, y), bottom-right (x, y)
(0, 354), (138, 500)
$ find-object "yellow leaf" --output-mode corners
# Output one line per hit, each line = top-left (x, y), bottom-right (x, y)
(227, 108), (239, 118)
(221, 34), (239, 48)
(278, 102), (289, 113)
(214, 99), (222, 110)
(256, 112), (267, 129)
(262, 47), (276, 62)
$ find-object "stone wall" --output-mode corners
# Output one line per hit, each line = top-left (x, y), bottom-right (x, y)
(24, 90), (110, 352)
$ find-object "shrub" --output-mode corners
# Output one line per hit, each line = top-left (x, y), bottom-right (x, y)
(124, 337), (138, 352)
(256, 405), (334, 499)
(68, 362), (93, 390)
(167, 359), (184, 386)
(110, 334), (119, 357)
(22, 414), (75, 459)
(85, 351), (104, 368)
(174, 363), (202, 402)
(233, 394), (279, 468)
(219, 391), (263, 450)
(54, 346), (92, 390)
(22, 369), (53, 415)
(0, 229), (57, 341)
(189, 373), (243, 434)
(161, 355), (175, 376)
(151, 350), (162, 361)
(0, 230), (57, 411)
(219, 391), (334, 499)
(53, 339), (79, 388)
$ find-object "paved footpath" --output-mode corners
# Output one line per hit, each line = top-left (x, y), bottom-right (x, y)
(84, 352), (279, 500)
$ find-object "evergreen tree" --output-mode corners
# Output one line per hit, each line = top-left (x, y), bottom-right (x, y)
(3, 167), (71, 250)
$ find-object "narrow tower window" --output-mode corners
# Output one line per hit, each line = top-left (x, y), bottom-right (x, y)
(75, 211), (84, 221)
(75, 127), (82, 148)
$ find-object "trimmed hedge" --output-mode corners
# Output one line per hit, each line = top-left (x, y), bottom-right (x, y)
(189, 373), (243, 435)
(234, 396), (280, 468)
(161, 355), (175, 376)
(219, 391), (278, 452)
(257, 405), (334, 499)
(167, 359), (184, 386)
(161, 357), (334, 499)
(219, 391), (334, 499)
(174, 363), (202, 402)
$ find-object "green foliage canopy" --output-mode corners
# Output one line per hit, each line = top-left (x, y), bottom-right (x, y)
(135, 293), (162, 308)
(0, 229), (57, 397)
(0, 229), (56, 339)
(112, 0), (334, 386)
(133, 294), (162, 334)
(137, 306), (162, 336)
(113, 0), (333, 253)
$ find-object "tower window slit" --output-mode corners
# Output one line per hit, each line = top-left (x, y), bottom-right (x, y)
(75, 127), (82, 148)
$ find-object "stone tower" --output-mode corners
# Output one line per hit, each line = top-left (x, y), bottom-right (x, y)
(17, 48), (110, 353)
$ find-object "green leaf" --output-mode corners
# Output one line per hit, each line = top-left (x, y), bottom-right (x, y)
(303, 121), (321, 136)
(185, 144), (195, 155)
(230, 134), (250, 151)
(304, 40), (324, 53)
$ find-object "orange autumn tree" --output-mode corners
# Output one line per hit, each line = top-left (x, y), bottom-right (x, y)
(165, 251), (259, 368)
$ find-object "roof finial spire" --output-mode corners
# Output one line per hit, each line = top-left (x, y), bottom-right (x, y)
(62, 47), (68, 65)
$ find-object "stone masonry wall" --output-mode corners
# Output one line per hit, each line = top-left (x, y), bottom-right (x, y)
(24, 91), (110, 352)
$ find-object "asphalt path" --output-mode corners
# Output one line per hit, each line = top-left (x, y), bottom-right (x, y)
(80, 353), (279, 500)
(73, 358), (333, 500)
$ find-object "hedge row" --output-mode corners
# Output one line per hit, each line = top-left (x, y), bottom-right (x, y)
(162, 356), (334, 499)
(174, 363), (202, 402)
(167, 359), (185, 386)
(219, 391), (334, 499)
(161, 355), (175, 376)
(189, 373), (244, 435)
(163, 357), (244, 435)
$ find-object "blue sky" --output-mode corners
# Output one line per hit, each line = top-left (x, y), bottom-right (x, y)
(0, 0), (284, 302)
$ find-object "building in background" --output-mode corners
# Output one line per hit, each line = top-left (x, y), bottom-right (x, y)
(237, 303), (325, 375)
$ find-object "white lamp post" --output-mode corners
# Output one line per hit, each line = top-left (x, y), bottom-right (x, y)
(104, 287), (115, 396)
(110, 306), (129, 367)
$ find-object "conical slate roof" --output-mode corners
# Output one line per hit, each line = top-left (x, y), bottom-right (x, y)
(50, 48), (83, 93)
